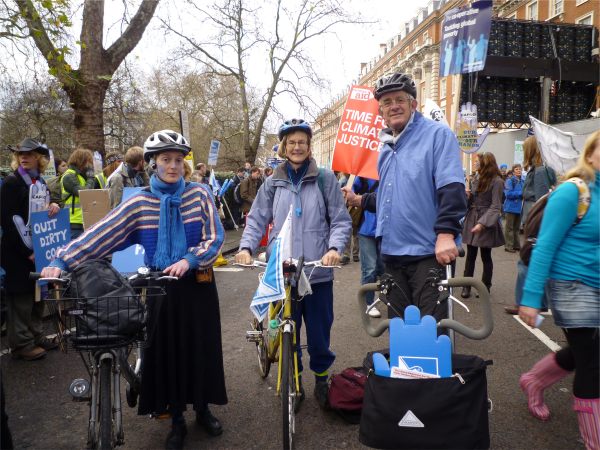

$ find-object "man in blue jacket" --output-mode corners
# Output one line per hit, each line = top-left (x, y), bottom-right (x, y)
(345, 73), (466, 322)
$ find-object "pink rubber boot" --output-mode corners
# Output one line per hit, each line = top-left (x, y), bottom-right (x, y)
(519, 352), (571, 421)
(573, 397), (600, 450)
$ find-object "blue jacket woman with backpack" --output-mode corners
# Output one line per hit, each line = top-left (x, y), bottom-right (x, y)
(236, 118), (351, 410)
(503, 164), (524, 252)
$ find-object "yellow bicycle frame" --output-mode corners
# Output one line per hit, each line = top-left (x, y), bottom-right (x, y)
(271, 285), (301, 395)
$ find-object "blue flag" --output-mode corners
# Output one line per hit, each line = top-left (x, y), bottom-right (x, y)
(249, 206), (292, 320)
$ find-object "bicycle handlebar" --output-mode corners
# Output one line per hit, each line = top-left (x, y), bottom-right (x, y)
(29, 272), (69, 284)
(357, 277), (493, 341)
(128, 270), (178, 288)
(233, 259), (341, 269)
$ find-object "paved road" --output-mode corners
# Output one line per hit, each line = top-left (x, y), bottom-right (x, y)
(1, 247), (584, 449)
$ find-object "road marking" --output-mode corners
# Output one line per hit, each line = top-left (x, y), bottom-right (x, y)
(513, 316), (562, 352)
(213, 267), (244, 272)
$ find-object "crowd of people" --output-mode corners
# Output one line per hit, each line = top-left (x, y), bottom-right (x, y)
(0, 71), (598, 450)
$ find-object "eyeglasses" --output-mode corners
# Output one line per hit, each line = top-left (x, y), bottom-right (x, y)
(380, 96), (413, 110)
(286, 140), (308, 148)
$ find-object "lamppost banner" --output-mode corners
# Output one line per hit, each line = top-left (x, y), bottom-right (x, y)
(439, 0), (492, 76)
(331, 85), (383, 180)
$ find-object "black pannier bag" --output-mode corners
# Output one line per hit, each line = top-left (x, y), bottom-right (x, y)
(359, 354), (490, 450)
(64, 259), (144, 346)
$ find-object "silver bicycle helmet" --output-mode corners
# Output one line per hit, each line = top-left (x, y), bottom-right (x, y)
(143, 130), (191, 162)
(373, 73), (417, 100)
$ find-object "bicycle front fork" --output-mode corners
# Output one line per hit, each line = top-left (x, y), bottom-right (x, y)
(84, 352), (124, 448)
(277, 323), (300, 394)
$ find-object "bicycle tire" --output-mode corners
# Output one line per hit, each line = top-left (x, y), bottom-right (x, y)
(253, 318), (271, 378)
(98, 358), (113, 450)
(281, 331), (295, 450)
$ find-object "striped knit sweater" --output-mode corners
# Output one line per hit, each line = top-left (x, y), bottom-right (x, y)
(51, 182), (224, 271)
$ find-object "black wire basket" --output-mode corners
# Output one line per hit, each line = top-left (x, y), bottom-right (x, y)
(45, 286), (163, 352)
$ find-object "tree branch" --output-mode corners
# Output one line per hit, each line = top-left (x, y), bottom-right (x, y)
(105, 0), (159, 73)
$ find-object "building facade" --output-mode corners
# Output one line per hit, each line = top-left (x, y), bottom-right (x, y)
(312, 0), (600, 168)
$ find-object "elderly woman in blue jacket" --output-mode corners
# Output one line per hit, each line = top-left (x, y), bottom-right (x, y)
(235, 118), (351, 410)
(503, 163), (524, 253)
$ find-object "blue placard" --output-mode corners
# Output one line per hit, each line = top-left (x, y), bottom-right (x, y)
(439, 0), (492, 76)
(112, 244), (146, 274)
(111, 186), (145, 274)
(30, 208), (71, 271)
(207, 139), (221, 166)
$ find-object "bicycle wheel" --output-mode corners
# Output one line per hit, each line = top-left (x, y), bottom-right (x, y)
(280, 331), (295, 450)
(98, 358), (113, 450)
(253, 318), (271, 378)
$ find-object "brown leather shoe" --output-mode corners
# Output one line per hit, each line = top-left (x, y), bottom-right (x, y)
(504, 305), (519, 315)
(12, 346), (47, 361)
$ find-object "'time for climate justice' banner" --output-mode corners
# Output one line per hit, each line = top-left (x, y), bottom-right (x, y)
(331, 86), (383, 180)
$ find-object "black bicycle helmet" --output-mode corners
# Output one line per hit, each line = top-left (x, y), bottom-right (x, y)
(373, 72), (417, 100)
(143, 130), (191, 162)
(278, 118), (312, 141)
(15, 138), (50, 157)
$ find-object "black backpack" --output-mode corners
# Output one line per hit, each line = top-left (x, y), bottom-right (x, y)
(65, 259), (145, 345)
(520, 178), (590, 266)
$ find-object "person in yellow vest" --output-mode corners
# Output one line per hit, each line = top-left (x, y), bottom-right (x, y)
(61, 148), (96, 239)
(93, 152), (123, 189)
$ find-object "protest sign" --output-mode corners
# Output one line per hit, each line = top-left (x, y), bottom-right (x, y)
(93, 151), (103, 174)
(331, 85), (384, 180)
(208, 140), (221, 166)
(80, 189), (111, 230)
(44, 149), (57, 178)
(423, 99), (449, 127)
(455, 102), (490, 153)
(30, 208), (70, 271)
(439, 0), (492, 76)
(514, 141), (524, 165)
(112, 187), (145, 273)
(530, 115), (590, 175)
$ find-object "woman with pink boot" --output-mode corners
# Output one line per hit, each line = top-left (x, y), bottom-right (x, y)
(519, 130), (599, 450)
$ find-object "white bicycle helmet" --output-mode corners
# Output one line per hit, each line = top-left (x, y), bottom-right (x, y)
(143, 130), (191, 162)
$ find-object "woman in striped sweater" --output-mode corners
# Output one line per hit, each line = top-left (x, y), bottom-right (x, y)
(42, 130), (226, 450)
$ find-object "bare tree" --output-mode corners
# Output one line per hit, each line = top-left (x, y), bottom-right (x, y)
(141, 65), (259, 170)
(8, 0), (158, 156)
(162, 0), (356, 163)
(0, 76), (74, 165)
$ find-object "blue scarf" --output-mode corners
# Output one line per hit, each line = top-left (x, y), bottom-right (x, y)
(150, 175), (187, 270)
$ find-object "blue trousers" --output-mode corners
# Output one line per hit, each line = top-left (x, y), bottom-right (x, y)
(358, 234), (384, 304)
(293, 281), (335, 376)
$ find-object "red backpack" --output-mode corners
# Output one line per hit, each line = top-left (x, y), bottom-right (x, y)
(328, 367), (368, 423)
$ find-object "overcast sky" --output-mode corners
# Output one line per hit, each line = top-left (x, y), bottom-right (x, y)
(4, 0), (431, 130)
(126, 0), (432, 121)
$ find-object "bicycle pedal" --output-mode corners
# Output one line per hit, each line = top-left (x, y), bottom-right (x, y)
(150, 412), (171, 420)
(245, 330), (262, 342)
(71, 395), (91, 402)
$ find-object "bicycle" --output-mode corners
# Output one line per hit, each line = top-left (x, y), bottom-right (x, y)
(32, 268), (175, 450)
(357, 262), (493, 345)
(238, 257), (338, 450)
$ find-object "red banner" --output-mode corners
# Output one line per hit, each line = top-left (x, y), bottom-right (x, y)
(331, 85), (385, 180)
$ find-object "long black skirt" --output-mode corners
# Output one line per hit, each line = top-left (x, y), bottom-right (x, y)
(138, 274), (228, 415)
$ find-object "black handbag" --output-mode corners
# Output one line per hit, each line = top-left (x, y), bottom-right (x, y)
(65, 259), (145, 345)
(359, 354), (491, 450)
